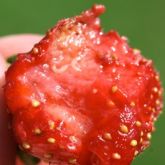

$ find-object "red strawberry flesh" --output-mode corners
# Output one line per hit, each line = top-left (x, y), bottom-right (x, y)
(4, 4), (163, 165)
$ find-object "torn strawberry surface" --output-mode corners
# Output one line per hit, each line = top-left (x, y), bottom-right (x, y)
(4, 4), (163, 165)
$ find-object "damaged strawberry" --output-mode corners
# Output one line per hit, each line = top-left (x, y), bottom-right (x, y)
(4, 4), (163, 165)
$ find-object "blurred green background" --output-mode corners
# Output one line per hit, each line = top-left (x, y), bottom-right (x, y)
(0, 0), (164, 164)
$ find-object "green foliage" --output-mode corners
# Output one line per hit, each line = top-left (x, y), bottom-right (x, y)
(7, 55), (16, 64)
(17, 149), (40, 165)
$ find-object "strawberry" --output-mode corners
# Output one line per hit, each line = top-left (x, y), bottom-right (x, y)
(4, 4), (163, 165)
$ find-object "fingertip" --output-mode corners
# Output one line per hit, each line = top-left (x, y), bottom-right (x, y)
(0, 55), (7, 77)
(0, 34), (43, 58)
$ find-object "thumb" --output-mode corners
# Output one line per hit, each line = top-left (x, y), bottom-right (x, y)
(0, 34), (43, 58)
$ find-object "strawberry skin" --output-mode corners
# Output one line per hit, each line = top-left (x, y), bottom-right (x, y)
(4, 4), (163, 165)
